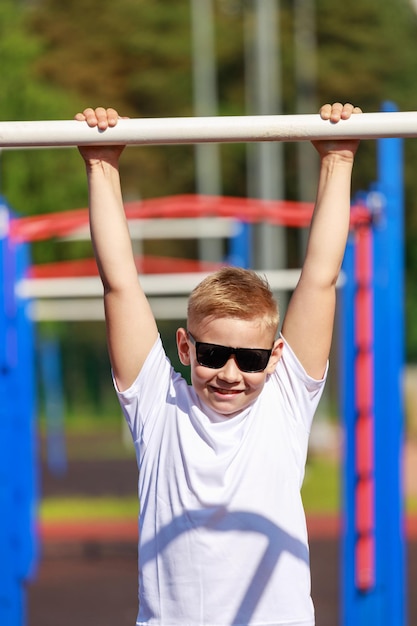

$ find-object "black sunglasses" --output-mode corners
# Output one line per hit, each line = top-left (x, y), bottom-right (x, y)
(187, 332), (272, 373)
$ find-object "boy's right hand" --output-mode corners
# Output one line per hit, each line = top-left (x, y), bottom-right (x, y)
(313, 102), (362, 161)
(74, 106), (126, 162)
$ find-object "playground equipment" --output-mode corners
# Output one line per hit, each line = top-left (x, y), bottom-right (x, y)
(339, 102), (406, 625)
(1, 110), (417, 147)
(0, 106), (407, 625)
(0, 199), (37, 626)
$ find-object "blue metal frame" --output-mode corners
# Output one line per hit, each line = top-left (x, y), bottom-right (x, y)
(339, 230), (357, 624)
(340, 102), (406, 625)
(228, 221), (252, 268)
(39, 337), (67, 476)
(0, 199), (38, 626)
(373, 101), (406, 626)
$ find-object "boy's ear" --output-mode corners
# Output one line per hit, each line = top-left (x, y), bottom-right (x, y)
(176, 327), (191, 366)
(266, 337), (284, 374)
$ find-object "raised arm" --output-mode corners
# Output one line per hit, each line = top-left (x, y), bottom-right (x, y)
(281, 102), (361, 379)
(76, 107), (158, 391)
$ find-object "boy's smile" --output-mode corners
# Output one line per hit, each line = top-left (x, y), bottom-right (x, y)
(177, 317), (283, 418)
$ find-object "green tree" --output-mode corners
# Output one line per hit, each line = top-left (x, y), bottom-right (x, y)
(0, 0), (89, 264)
(27, 0), (196, 200)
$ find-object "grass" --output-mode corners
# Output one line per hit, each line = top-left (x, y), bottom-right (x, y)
(301, 455), (340, 514)
(40, 495), (139, 522)
(407, 495), (417, 514)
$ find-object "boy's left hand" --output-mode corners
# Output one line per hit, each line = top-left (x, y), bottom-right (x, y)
(75, 107), (126, 163)
(313, 102), (362, 160)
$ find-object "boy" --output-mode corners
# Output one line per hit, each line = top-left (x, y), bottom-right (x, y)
(76, 103), (361, 626)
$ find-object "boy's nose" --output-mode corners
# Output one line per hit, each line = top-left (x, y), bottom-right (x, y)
(218, 355), (242, 381)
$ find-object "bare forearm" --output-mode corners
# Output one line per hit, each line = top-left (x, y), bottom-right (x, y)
(302, 153), (353, 286)
(86, 158), (137, 292)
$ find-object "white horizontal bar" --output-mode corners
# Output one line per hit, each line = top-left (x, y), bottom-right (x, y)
(2, 112), (417, 148)
(18, 276), (104, 299)
(17, 273), (209, 299)
(62, 217), (237, 242)
(17, 269), (304, 300)
(28, 297), (190, 321)
(23, 270), (346, 321)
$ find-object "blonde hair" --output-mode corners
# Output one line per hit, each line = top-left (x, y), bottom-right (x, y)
(187, 266), (279, 336)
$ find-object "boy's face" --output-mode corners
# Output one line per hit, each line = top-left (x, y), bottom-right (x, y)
(177, 317), (283, 418)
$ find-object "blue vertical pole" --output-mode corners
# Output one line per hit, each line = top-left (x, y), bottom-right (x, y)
(14, 230), (38, 626)
(373, 101), (406, 626)
(228, 221), (252, 268)
(339, 229), (357, 625)
(0, 198), (38, 626)
(15, 233), (38, 571)
(0, 200), (19, 625)
(39, 337), (67, 476)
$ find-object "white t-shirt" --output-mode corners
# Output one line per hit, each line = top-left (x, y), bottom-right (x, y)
(116, 335), (327, 626)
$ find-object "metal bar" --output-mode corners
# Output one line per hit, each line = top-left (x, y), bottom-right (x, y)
(339, 227), (356, 626)
(16, 268), (305, 300)
(62, 218), (238, 242)
(354, 223), (375, 594)
(2, 112), (417, 148)
(373, 104), (406, 626)
(27, 297), (189, 322)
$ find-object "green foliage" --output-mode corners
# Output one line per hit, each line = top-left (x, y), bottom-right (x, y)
(0, 1), (89, 270)
(28, 0), (192, 116)
(25, 0), (198, 200)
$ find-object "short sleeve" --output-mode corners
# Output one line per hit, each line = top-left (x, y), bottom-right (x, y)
(274, 333), (328, 434)
(113, 335), (172, 444)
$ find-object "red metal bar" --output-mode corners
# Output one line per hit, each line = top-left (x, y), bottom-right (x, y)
(9, 195), (371, 244)
(354, 223), (376, 592)
(28, 256), (223, 278)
